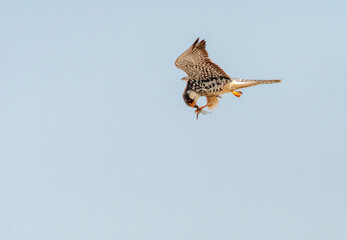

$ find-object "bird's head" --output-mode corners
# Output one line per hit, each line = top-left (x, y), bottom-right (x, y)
(183, 90), (199, 108)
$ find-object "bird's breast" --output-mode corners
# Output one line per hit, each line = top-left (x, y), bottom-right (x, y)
(187, 77), (231, 96)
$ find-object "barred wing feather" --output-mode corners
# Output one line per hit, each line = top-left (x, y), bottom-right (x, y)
(175, 38), (230, 81)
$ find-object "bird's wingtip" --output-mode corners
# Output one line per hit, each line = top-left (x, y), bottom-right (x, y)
(193, 38), (199, 46)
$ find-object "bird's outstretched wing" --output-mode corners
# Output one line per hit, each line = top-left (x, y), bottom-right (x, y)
(175, 38), (230, 81)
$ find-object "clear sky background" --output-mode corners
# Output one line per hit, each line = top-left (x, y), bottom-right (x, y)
(1, 0), (346, 239)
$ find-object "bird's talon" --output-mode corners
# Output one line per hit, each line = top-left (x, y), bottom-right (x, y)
(232, 91), (243, 97)
(194, 106), (210, 119)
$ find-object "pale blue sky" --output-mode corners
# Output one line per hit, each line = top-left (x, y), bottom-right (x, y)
(1, 0), (346, 239)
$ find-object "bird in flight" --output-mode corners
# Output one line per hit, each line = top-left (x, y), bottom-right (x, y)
(175, 38), (281, 119)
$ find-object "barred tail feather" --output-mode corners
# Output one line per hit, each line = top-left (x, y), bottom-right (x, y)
(231, 78), (281, 90)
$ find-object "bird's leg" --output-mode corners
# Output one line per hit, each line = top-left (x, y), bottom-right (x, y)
(232, 91), (243, 97)
(194, 104), (210, 119)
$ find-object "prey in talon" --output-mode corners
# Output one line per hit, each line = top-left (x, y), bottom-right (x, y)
(175, 38), (281, 119)
(194, 105), (210, 119)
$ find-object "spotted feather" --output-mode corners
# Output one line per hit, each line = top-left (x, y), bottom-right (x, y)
(175, 38), (230, 81)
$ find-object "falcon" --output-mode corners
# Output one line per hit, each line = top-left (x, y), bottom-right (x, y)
(175, 38), (281, 119)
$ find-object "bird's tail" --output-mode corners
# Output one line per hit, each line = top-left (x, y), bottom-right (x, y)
(231, 78), (281, 90)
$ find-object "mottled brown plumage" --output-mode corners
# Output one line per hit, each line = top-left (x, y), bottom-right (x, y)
(175, 38), (281, 119)
(175, 38), (229, 80)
